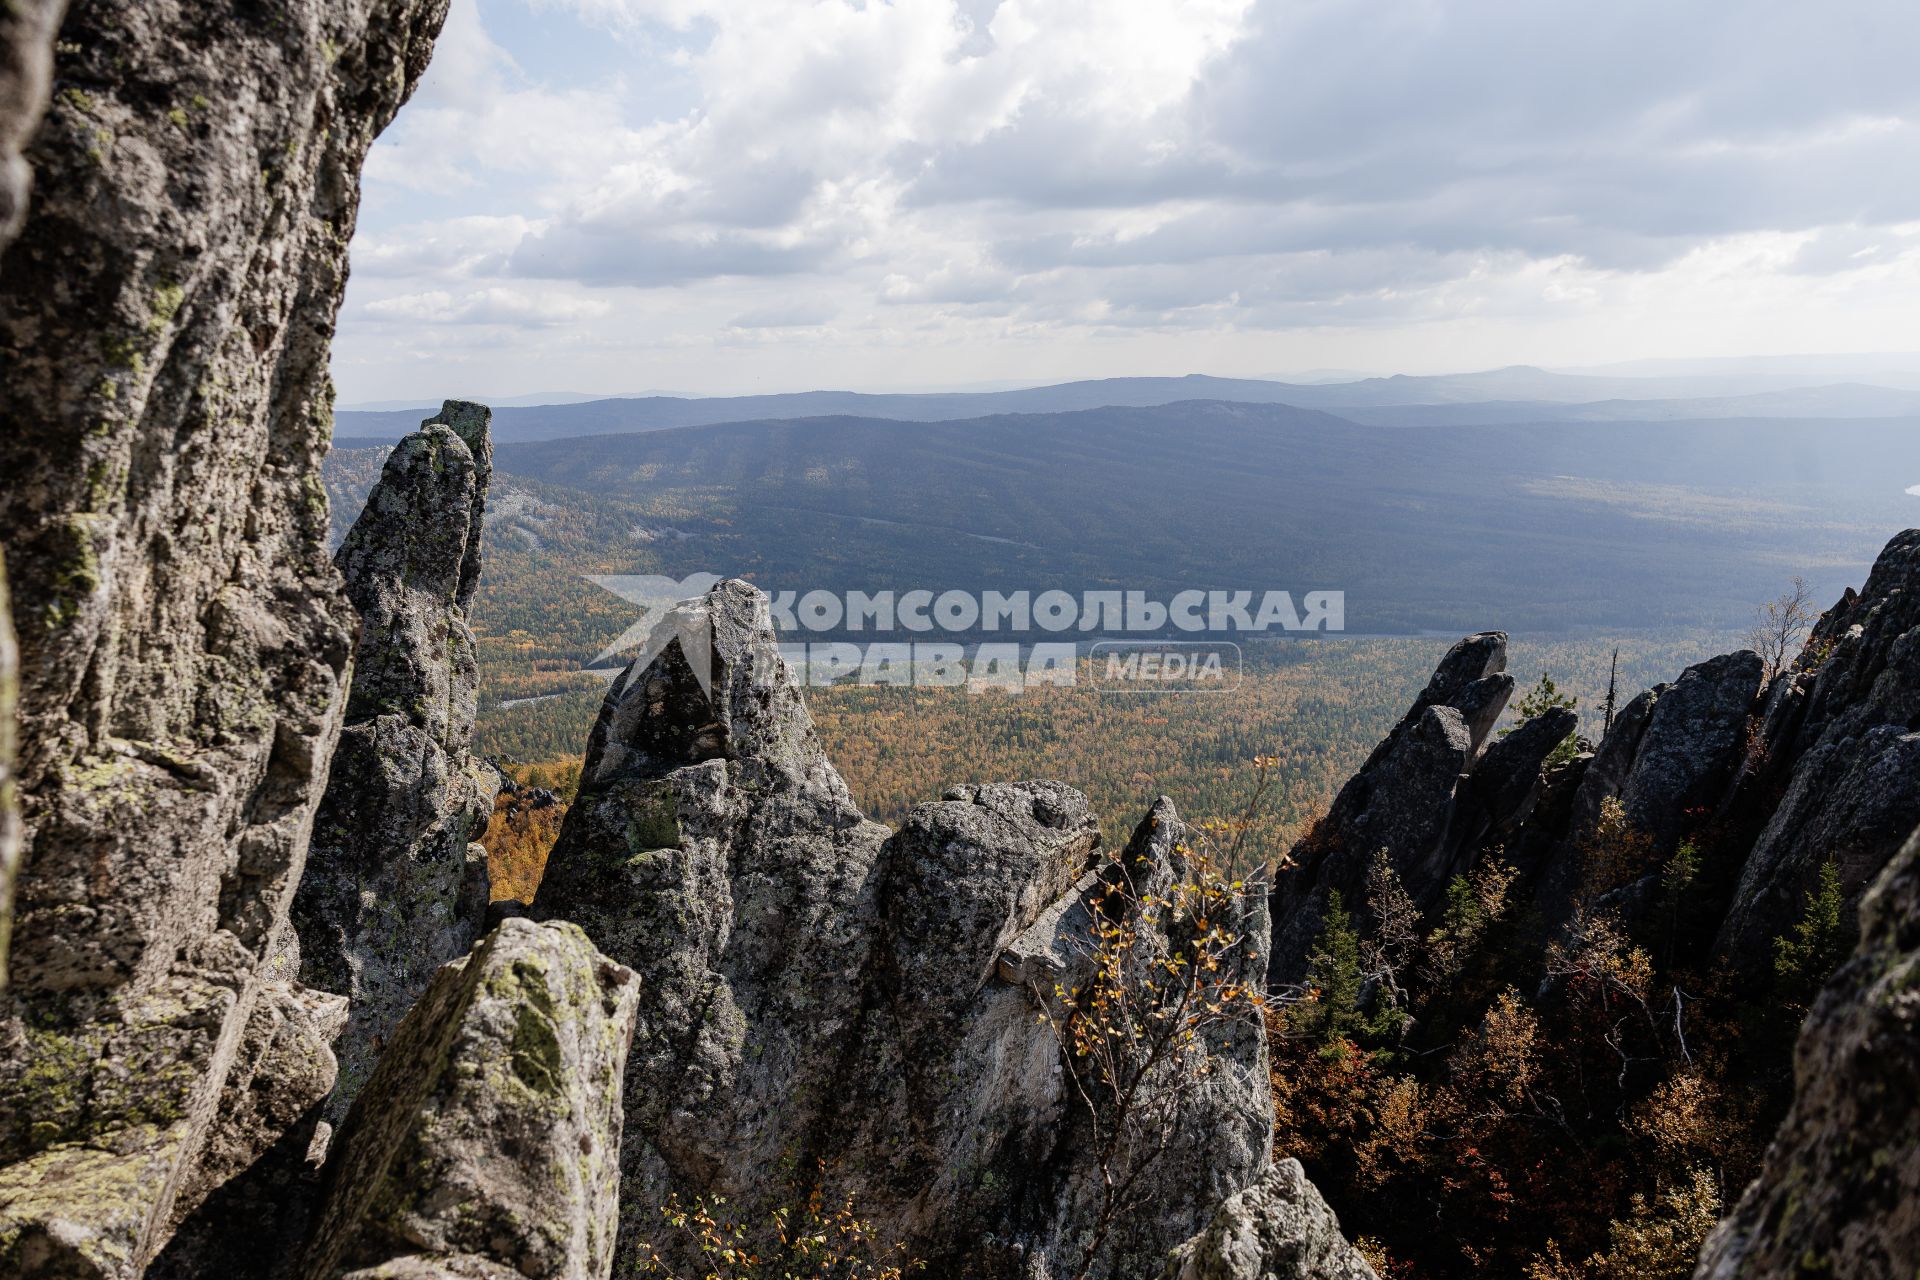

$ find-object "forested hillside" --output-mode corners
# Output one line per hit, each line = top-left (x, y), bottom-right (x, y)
(320, 412), (1896, 874)
(481, 405), (1916, 633)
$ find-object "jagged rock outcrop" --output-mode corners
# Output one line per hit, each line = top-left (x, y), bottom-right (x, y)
(1581, 686), (1657, 820)
(0, 2), (450, 1274)
(1169, 1159), (1378, 1280)
(1694, 821), (1920, 1278)
(294, 403), (499, 1125)
(1469, 705), (1578, 835)
(1268, 632), (1516, 982)
(1717, 529), (1920, 968)
(862, 789), (1273, 1277)
(535, 581), (1278, 1279)
(299, 918), (639, 1280)
(0, 0), (65, 253)
(531, 582), (892, 1273)
(1608, 650), (1764, 852)
(1523, 649), (1765, 932)
(0, 550), (16, 991)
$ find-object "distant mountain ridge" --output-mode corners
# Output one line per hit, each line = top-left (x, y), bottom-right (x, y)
(1341, 382), (1920, 425)
(333, 368), (1920, 444)
(454, 400), (1920, 634)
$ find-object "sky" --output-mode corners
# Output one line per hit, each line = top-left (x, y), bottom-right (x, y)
(333, 0), (1920, 402)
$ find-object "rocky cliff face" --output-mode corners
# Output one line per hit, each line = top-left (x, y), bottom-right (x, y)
(299, 918), (638, 1280)
(534, 581), (1279, 1279)
(1716, 530), (1920, 967)
(0, 2), (450, 1274)
(1694, 822), (1920, 1278)
(294, 401), (500, 1127)
(0, 551), (16, 992)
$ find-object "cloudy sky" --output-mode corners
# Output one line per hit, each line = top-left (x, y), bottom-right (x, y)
(334, 0), (1920, 402)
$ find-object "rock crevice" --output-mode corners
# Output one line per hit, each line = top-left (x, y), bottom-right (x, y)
(0, 3), (451, 1274)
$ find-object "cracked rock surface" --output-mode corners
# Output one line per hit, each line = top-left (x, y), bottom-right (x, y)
(294, 402), (500, 1128)
(299, 918), (639, 1280)
(0, 2), (450, 1273)
(536, 581), (1283, 1279)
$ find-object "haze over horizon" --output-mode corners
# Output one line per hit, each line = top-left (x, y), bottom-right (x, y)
(335, 352), (1920, 410)
(334, 0), (1920, 405)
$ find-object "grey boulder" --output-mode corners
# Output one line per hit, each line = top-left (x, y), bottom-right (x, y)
(1169, 1159), (1378, 1280)
(299, 918), (639, 1280)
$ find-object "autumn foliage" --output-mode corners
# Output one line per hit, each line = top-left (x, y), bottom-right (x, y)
(480, 765), (572, 901)
(635, 1186), (920, 1280)
(1268, 794), (1847, 1279)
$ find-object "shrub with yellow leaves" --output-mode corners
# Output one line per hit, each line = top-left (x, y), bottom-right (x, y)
(1037, 759), (1275, 1280)
(635, 1187), (921, 1280)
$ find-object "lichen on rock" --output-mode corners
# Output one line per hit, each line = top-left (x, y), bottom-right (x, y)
(1168, 1160), (1378, 1280)
(0, 547), (18, 992)
(298, 918), (639, 1280)
(293, 402), (501, 1129)
(0, 0), (453, 1272)
(0, 0), (66, 254)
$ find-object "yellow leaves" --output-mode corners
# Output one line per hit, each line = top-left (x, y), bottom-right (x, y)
(480, 786), (569, 902)
(639, 1187), (922, 1279)
(1449, 987), (1541, 1114)
(1578, 797), (1662, 905)
(1549, 908), (1657, 1004)
(1569, 1167), (1722, 1280)
(1631, 1073), (1728, 1166)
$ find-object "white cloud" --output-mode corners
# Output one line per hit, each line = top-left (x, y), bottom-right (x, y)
(361, 287), (612, 326)
(337, 0), (1920, 399)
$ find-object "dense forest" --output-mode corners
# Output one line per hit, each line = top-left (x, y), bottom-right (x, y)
(1268, 790), (1841, 1277)
(478, 633), (1736, 849)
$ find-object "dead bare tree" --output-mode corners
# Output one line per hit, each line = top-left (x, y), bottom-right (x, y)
(1746, 576), (1820, 681)
(1602, 647), (1620, 739)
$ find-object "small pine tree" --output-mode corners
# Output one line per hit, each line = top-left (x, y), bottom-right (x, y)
(1655, 841), (1700, 965)
(1508, 673), (1579, 766)
(1294, 891), (1367, 1049)
(1773, 860), (1849, 1010)
(1293, 890), (1409, 1051)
